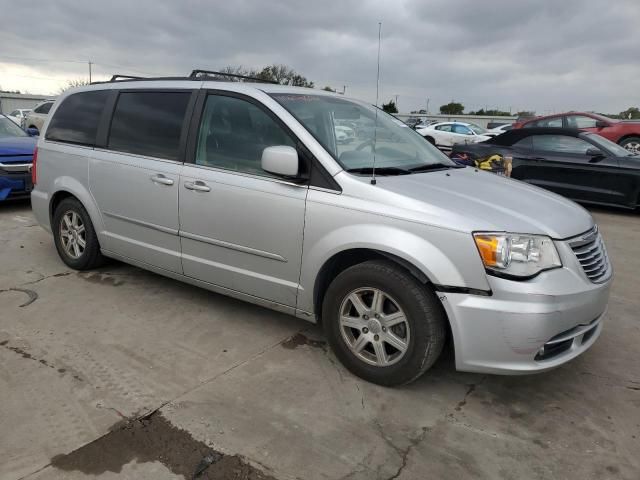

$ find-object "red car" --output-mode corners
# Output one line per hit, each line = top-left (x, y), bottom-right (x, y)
(513, 112), (640, 154)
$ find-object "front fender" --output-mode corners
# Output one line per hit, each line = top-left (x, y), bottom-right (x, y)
(298, 220), (490, 315)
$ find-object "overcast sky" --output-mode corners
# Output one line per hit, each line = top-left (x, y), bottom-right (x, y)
(1, 0), (638, 115)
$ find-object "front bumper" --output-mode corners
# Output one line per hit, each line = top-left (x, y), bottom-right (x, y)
(437, 252), (612, 374)
(0, 172), (32, 200)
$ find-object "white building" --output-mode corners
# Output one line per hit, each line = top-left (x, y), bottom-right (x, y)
(0, 92), (53, 114)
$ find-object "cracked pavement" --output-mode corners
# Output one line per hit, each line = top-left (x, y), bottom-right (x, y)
(1, 200), (639, 480)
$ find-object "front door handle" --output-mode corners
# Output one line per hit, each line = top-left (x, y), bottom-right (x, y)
(150, 174), (174, 186)
(184, 180), (211, 192)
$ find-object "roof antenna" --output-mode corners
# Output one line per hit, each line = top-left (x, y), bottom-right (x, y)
(371, 21), (382, 185)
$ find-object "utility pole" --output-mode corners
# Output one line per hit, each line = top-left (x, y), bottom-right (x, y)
(426, 98), (430, 114)
(342, 85), (346, 95)
(88, 61), (93, 83)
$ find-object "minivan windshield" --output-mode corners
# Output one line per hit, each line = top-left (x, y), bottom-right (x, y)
(270, 93), (456, 175)
(0, 117), (27, 138)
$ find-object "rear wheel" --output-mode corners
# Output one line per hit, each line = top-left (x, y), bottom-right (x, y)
(322, 260), (446, 386)
(52, 198), (104, 270)
(424, 136), (436, 145)
(620, 136), (640, 155)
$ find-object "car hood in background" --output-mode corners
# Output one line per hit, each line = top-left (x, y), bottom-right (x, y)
(374, 167), (593, 239)
(0, 136), (37, 161)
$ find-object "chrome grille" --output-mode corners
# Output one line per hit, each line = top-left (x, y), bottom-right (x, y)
(569, 226), (611, 283)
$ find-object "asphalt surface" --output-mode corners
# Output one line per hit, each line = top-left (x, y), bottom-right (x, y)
(0, 199), (638, 480)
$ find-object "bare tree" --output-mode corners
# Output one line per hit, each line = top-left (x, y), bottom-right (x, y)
(58, 79), (91, 94)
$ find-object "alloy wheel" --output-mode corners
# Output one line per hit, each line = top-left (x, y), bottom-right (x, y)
(624, 141), (640, 155)
(339, 287), (410, 367)
(60, 210), (86, 259)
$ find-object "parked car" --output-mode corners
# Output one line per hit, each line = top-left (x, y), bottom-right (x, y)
(21, 100), (55, 133)
(335, 125), (355, 144)
(514, 112), (640, 154)
(7, 109), (32, 125)
(486, 122), (510, 129)
(401, 117), (423, 129)
(451, 127), (640, 209)
(416, 121), (494, 150)
(487, 123), (513, 134)
(31, 78), (611, 386)
(0, 114), (37, 200)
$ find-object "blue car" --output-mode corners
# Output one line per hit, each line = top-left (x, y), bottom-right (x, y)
(0, 114), (38, 200)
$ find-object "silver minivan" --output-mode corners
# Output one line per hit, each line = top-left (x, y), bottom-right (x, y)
(31, 72), (612, 386)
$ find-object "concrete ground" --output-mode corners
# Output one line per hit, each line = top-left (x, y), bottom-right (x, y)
(0, 200), (638, 480)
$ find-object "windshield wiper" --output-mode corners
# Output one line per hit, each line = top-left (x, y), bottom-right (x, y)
(345, 166), (411, 176)
(408, 163), (463, 172)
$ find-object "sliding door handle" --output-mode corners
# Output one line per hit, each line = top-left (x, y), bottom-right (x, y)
(184, 180), (211, 192)
(150, 174), (174, 186)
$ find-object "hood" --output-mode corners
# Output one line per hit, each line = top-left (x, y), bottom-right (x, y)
(373, 167), (593, 239)
(0, 136), (37, 160)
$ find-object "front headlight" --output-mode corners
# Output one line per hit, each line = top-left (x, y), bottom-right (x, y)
(473, 232), (561, 279)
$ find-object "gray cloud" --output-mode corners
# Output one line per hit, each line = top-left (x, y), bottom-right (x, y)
(1, 0), (638, 114)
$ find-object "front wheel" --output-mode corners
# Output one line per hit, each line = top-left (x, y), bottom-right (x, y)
(322, 260), (446, 386)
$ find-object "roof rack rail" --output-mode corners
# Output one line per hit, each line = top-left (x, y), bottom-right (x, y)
(189, 69), (278, 84)
(110, 74), (145, 81)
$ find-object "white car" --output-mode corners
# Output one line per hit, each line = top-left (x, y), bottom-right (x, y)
(416, 122), (494, 150)
(7, 109), (31, 126)
(334, 125), (355, 144)
(487, 123), (513, 134)
(21, 100), (55, 132)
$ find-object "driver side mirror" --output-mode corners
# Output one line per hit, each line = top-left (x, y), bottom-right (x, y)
(595, 121), (608, 128)
(261, 146), (299, 178)
(586, 147), (605, 160)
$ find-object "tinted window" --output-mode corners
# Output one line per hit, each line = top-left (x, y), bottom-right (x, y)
(513, 136), (533, 149)
(566, 115), (598, 128)
(46, 91), (109, 146)
(195, 95), (295, 177)
(536, 117), (563, 128)
(35, 102), (53, 114)
(108, 91), (191, 161)
(435, 124), (452, 132)
(533, 135), (592, 154)
(452, 124), (472, 135)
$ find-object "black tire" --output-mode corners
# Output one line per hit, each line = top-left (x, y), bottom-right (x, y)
(52, 197), (104, 270)
(619, 136), (640, 154)
(424, 136), (436, 145)
(322, 260), (446, 386)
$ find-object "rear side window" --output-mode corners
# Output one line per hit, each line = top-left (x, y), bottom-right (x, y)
(46, 91), (109, 146)
(35, 102), (53, 114)
(532, 135), (592, 154)
(108, 91), (191, 161)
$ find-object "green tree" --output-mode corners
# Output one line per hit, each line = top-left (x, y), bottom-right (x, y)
(382, 100), (398, 114)
(468, 108), (511, 116)
(439, 102), (464, 115)
(322, 86), (336, 92)
(619, 107), (640, 119)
